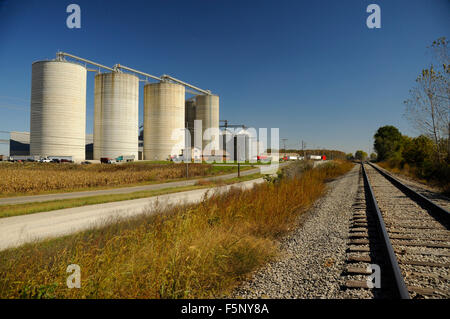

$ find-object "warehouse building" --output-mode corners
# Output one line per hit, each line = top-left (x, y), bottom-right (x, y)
(9, 131), (94, 160)
(24, 52), (244, 162)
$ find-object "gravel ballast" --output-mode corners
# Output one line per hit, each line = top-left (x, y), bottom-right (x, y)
(233, 165), (360, 298)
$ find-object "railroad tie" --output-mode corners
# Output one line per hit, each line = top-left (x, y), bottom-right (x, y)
(344, 280), (370, 289)
(345, 266), (372, 275)
(347, 254), (372, 263)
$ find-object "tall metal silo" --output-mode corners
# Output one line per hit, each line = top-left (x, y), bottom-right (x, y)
(235, 128), (249, 162)
(220, 128), (234, 161)
(185, 99), (196, 147)
(143, 82), (185, 160)
(94, 72), (139, 160)
(30, 60), (87, 162)
(195, 94), (219, 152)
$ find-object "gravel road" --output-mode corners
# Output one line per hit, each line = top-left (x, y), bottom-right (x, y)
(0, 178), (265, 252)
(233, 165), (360, 298)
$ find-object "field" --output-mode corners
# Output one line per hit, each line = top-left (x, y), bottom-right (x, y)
(0, 162), (245, 197)
(0, 160), (353, 298)
(0, 173), (263, 219)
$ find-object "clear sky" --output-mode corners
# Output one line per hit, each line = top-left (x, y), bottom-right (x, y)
(0, 0), (448, 156)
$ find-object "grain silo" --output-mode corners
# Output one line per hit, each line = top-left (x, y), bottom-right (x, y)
(30, 60), (87, 162)
(185, 99), (196, 147)
(143, 82), (185, 160)
(94, 72), (139, 160)
(220, 128), (234, 161)
(236, 128), (258, 162)
(195, 94), (219, 152)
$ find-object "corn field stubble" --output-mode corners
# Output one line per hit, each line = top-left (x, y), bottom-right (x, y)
(0, 162), (229, 196)
(0, 161), (353, 298)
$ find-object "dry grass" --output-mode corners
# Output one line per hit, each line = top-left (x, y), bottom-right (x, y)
(0, 162), (231, 196)
(0, 173), (263, 219)
(377, 161), (450, 194)
(0, 161), (353, 299)
(377, 162), (425, 182)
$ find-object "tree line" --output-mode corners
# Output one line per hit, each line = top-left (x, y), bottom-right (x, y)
(370, 38), (449, 193)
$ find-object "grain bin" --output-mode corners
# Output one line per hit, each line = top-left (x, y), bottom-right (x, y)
(30, 60), (87, 162)
(185, 99), (196, 147)
(235, 128), (257, 162)
(220, 128), (234, 160)
(195, 94), (219, 152)
(94, 72), (139, 160)
(143, 82), (185, 160)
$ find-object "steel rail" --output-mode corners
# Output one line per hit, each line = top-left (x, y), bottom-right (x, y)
(361, 163), (411, 299)
(56, 52), (115, 72)
(368, 162), (450, 226)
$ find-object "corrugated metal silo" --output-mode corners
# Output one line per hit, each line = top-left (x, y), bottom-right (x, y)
(30, 60), (87, 162)
(143, 82), (185, 160)
(235, 128), (250, 162)
(94, 72), (139, 160)
(195, 94), (219, 151)
(220, 128), (234, 160)
(185, 99), (196, 147)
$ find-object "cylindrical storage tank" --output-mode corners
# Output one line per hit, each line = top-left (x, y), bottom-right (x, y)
(220, 129), (234, 160)
(185, 100), (196, 147)
(94, 72), (139, 160)
(195, 94), (219, 152)
(30, 60), (87, 162)
(235, 128), (250, 162)
(144, 82), (185, 160)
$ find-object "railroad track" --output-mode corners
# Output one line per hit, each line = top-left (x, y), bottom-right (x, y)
(342, 162), (450, 299)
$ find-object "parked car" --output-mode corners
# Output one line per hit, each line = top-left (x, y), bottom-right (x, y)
(81, 161), (91, 165)
(51, 159), (60, 163)
(107, 159), (117, 164)
(100, 157), (111, 164)
(40, 158), (51, 163)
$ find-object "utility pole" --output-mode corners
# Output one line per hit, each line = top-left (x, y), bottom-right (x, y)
(238, 161), (240, 178)
(301, 140), (306, 160)
(281, 138), (288, 160)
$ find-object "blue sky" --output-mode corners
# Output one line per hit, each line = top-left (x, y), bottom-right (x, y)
(0, 0), (448, 155)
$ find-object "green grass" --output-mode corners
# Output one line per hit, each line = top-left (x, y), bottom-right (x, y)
(0, 173), (263, 219)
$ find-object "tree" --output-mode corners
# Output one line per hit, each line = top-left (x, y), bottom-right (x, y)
(370, 153), (377, 161)
(355, 150), (368, 161)
(373, 126), (403, 162)
(346, 153), (354, 160)
(404, 37), (449, 163)
(402, 135), (434, 166)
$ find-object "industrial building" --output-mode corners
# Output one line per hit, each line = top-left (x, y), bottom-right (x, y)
(25, 52), (223, 162)
(21, 52), (267, 163)
(10, 131), (94, 159)
(143, 82), (185, 161)
(94, 72), (139, 160)
(30, 60), (87, 162)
